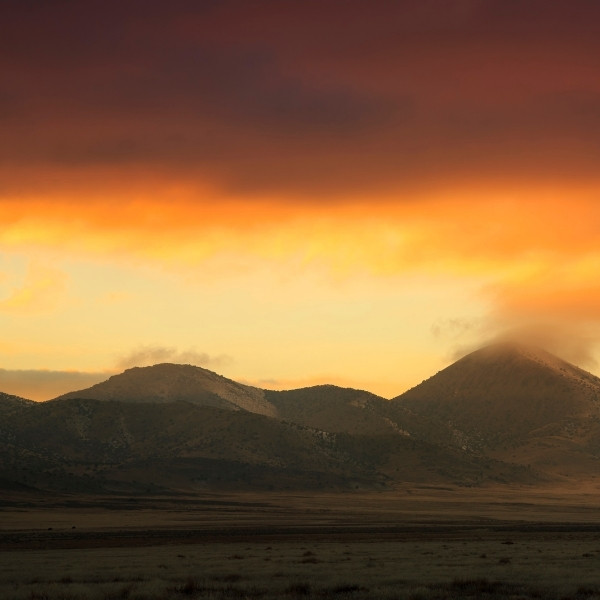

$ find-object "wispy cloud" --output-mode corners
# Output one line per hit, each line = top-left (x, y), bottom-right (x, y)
(115, 346), (233, 370)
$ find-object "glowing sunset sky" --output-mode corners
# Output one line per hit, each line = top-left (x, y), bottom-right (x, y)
(2, 0), (600, 400)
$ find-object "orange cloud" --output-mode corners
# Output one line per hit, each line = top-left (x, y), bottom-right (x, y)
(2, 184), (599, 274)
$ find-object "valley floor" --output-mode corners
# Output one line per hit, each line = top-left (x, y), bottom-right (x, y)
(2, 485), (600, 599)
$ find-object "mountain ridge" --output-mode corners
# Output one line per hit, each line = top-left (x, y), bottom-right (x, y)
(53, 362), (278, 417)
(3, 341), (600, 493)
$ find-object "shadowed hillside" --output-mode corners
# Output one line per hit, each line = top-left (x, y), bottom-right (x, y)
(0, 394), (530, 494)
(0, 391), (35, 431)
(0, 391), (34, 407)
(0, 399), (380, 493)
(266, 385), (464, 449)
(266, 385), (396, 435)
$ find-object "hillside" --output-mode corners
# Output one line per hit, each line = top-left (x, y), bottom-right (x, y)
(0, 398), (380, 493)
(393, 342), (600, 477)
(266, 385), (462, 448)
(0, 394), (528, 494)
(265, 385), (397, 435)
(0, 391), (34, 422)
(0, 391), (34, 407)
(52, 369), (457, 444)
(53, 363), (277, 417)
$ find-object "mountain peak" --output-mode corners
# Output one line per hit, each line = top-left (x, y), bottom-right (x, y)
(52, 362), (277, 416)
(457, 340), (598, 385)
(393, 342), (600, 452)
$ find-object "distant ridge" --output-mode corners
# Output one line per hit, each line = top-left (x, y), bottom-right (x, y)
(52, 363), (277, 417)
(0, 391), (35, 418)
(0, 391), (33, 405)
(3, 342), (600, 493)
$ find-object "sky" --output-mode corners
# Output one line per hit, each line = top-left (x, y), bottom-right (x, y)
(2, 0), (600, 400)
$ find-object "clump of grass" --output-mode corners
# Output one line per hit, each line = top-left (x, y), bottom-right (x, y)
(285, 582), (311, 596)
(178, 576), (201, 596)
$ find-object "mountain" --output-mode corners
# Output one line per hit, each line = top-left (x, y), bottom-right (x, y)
(265, 385), (462, 448)
(7, 343), (598, 495)
(52, 368), (451, 442)
(393, 342), (600, 477)
(0, 396), (521, 494)
(265, 385), (397, 435)
(53, 363), (277, 417)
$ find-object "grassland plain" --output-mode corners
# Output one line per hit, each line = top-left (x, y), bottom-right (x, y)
(2, 486), (600, 599)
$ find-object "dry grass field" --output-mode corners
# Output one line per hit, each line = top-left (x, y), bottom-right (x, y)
(2, 484), (600, 599)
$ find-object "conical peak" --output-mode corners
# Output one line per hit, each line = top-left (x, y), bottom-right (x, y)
(458, 340), (594, 380)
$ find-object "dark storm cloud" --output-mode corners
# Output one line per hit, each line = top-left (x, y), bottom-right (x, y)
(2, 0), (600, 197)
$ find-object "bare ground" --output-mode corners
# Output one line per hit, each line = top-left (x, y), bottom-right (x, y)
(2, 484), (600, 599)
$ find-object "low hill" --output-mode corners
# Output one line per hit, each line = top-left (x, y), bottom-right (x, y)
(265, 385), (397, 435)
(53, 363), (277, 417)
(266, 385), (463, 448)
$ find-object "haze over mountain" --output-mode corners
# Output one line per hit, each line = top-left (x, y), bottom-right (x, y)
(3, 342), (600, 495)
(393, 342), (600, 478)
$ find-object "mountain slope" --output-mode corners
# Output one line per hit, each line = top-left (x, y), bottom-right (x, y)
(266, 385), (463, 447)
(1, 395), (530, 494)
(52, 368), (456, 444)
(265, 385), (398, 435)
(0, 391), (34, 407)
(0, 390), (34, 426)
(0, 398), (379, 492)
(53, 363), (277, 416)
(392, 342), (600, 476)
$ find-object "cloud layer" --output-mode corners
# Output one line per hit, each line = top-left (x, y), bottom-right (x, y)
(2, 1), (600, 199)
